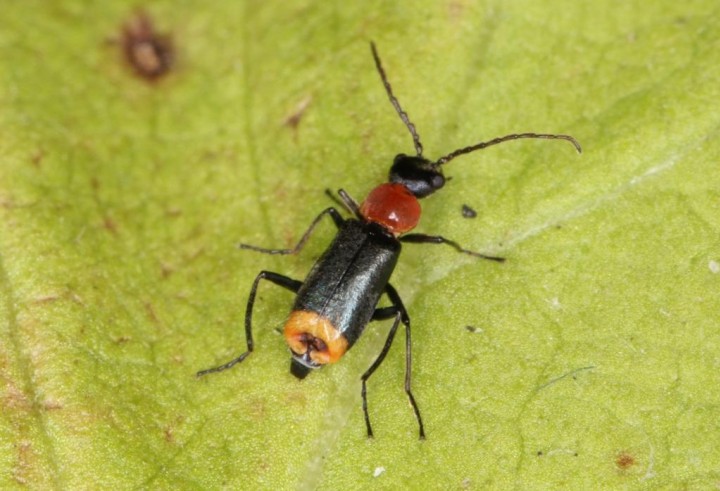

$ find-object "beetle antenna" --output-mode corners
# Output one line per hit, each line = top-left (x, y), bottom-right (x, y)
(371, 42), (424, 157)
(434, 133), (582, 166)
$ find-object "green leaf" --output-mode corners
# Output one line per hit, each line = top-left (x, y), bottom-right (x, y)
(1, 1), (719, 489)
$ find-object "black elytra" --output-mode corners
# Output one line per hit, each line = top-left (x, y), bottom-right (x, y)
(197, 42), (581, 440)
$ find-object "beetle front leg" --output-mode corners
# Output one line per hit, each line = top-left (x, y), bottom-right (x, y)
(238, 207), (345, 255)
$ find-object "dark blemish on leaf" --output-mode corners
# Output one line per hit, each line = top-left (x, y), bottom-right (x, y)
(32, 295), (60, 304)
(284, 95), (313, 130)
(114, 336), (132, 344)
(164, 426), (175, 443)
(42, 400), (63, 411)
(616, 451), (636, 470)
(121, 11), (174, 81)
(103, 216), (118, 235)
(536, 450), (543, 456)
(248, 398), (268, 420)
(70, 292), (86, 306)
(465, 325), (481, 333)
(187, 247), (204, 262)
(160, 263), (175, 278)
(30, 150), (44, 168)
(145, 302), (160, 324)
(13, 440), (33, 485)
(447, 1), (466, 21)
(5, 383), (31, 411)
(461, 204), (477, 218)
(161, 247), (205, 279)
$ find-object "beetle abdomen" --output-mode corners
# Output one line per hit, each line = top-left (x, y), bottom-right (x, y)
(284, 220), (400, 365)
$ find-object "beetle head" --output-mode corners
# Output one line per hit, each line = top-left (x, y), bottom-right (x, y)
(389, 154), (445, 198)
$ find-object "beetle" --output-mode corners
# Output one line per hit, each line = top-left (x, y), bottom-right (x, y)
(198, 43), (581, 439)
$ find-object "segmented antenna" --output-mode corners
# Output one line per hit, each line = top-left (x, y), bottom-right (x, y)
(370, 42), (581, 166)
(371, 42), (424, 157)
(435, 133), (582, 166)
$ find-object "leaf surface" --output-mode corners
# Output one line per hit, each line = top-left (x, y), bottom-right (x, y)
(1, 1), (718, 489)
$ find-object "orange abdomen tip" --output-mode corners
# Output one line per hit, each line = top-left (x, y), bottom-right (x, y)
(284, 311), (349, 365)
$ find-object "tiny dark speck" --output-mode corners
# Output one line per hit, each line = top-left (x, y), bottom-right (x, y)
(461, 204), (477, 218)
(465, 325), (478, 333)
(121, 11), (174, 81)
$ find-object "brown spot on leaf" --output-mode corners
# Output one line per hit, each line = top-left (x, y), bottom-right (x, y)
(145, 302), (160, 324)
(103, 216), (118, 235)
(448, 0), (467, 21)
(164, 426), (174, 443)
(121, 11), (174, 81)
(13, 440), (33, 485)
(31, 295), (60, 304)
(30, 150), (44, 168)
(160, 262), (175, 278)
(616, 451), (636, 470)
(42, 399), (63, 411)
(248, 398), (267, 420)
(284, 95), (313, 130)
(4, 383), (32, 411)
(187, 247), (204, 262)
(69, 292), (86, 306)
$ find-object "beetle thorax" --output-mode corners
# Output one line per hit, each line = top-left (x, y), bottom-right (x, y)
(359, 183), (421, 235)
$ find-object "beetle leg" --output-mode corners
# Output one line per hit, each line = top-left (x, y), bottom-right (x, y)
(361, 310), (401, 438)
(325, 188), (363, 220)
(197, 271), (302, 377)
(238, 207), (345, 255)
(370, 306), (397, 321)
(384, 283), (425, 440)
(400, 233), (505, 262)
(362, 283), (425, 439)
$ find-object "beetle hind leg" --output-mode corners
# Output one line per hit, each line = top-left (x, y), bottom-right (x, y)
(196, 271), (302, 377)
(361, 283), (425, 439)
